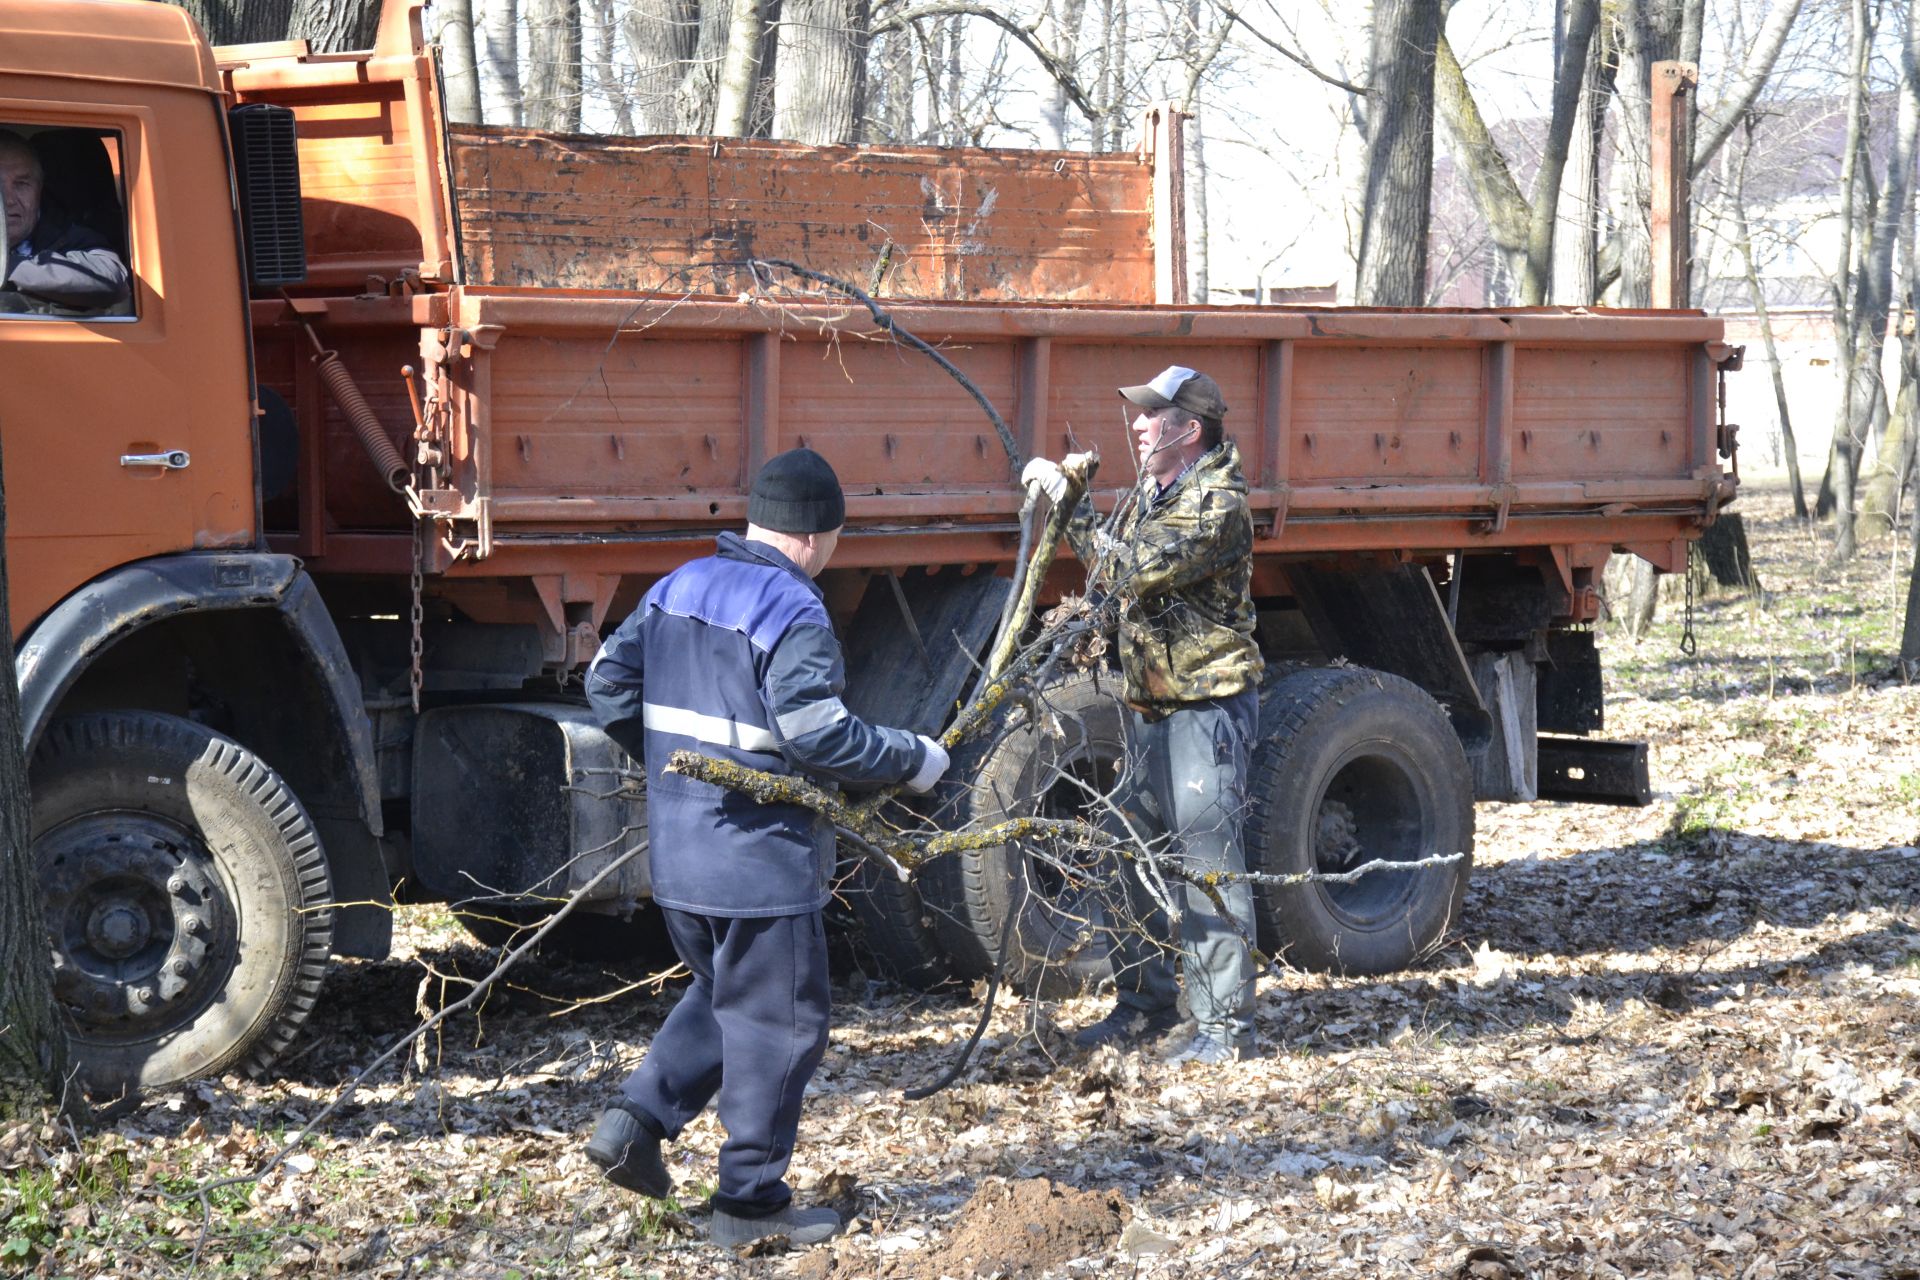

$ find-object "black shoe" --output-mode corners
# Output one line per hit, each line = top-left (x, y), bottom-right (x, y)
(711, 1204), (841, 1248)
(1072, 1003), (1183, 1049)
(585, 1106), (670, 1197)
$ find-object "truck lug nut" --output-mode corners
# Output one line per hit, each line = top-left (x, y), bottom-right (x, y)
(168, 875), (188, 894)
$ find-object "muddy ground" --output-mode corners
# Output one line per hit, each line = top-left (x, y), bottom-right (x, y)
(4, 480), (1919, 1278)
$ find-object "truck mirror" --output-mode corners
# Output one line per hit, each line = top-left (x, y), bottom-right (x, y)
(229, 104), (306, 288)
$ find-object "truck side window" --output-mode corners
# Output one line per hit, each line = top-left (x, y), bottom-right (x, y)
(0, 125), (133, 319)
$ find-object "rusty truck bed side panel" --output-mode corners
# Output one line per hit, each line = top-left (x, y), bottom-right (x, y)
(337, 290), (1729, 580)
(446, 127), (1162, 303)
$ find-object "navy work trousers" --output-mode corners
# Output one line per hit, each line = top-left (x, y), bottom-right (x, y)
(619, 907), (830, 1217)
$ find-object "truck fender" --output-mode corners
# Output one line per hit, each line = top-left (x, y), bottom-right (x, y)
(14, 553), (391, 956)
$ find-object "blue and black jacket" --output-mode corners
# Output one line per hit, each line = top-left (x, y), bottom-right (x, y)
(585, 531), (931, 917)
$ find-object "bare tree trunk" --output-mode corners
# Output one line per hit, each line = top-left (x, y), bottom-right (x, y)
(525, 0), (584, 131)
(773, 0), (870, 143)
(437, 0), (484, 123)
(713, 0), (767, 134)
(587, 0), (632, 134)
(1188, 113), (1209, 301)
(1, 444), (67, 1116)
(1094, 0), (1127, 151)
(1354, 0), (1439, 305)
(1554, 18), (1612, 303)
(172, 0), (296, 44)
(173, 0), (377, 50)
(1609, 0), (1688, 307)
(1041, 0), (1088, 149)
(479, 0), (524, 127)
(867, 22), (916, 141)
(1819, 0), (1875, 557)
(1733, 163), (1809, 518)
(1861, 0), (1920, 533)
(287, 0), (382, 51)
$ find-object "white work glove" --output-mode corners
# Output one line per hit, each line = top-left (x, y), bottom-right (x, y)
(1020, 452), (1094, 505)
(904, 734), (951, 795)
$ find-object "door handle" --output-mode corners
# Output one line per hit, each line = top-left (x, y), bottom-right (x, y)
(121, 450), (191, 470)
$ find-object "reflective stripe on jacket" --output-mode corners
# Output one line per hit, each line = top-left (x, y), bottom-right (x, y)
(586, 531), (927, 917)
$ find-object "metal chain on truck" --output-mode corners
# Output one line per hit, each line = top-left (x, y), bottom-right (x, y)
(1680, 543), (1698, 657)
(410, 517), (426, 713)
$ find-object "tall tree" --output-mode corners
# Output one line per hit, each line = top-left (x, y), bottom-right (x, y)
(478, 0), (524, 126)
(1354, 0), (1441, 304)
(1433, 0), (1599, 305)
(525, 0), (585, 131)
(438, 0), (483, 122)
(1729, 115), (1810, 518)
(171, 0), (379, 49)
(1816, 0), (1877, 558)
(712, 0), (769, 134)
(774, 0), (872, 142)
(0, 445), (66, 1116)
(1858, 0), (1920, 534)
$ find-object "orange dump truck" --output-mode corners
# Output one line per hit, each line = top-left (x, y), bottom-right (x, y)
(1, 0), (1738, 1089)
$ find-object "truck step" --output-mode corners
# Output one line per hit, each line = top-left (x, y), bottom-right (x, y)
(1535, 736), (1652, 807)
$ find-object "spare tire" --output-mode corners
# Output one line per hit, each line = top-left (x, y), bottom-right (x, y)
(32, 712), (334, 1090)
(1245, 667), (1473, 974)
(921, 673), (1128, 995)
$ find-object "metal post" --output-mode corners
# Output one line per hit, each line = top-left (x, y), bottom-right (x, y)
(1650, 61), (1698, 310)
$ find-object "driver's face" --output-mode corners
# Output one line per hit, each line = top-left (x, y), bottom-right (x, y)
(0, 149), (43, 246)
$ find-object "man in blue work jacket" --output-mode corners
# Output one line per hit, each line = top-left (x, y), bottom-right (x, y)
(581, 447), (950, 1248)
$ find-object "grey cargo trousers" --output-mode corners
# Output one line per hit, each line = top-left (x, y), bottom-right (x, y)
(1104, 688), (1259, 1047)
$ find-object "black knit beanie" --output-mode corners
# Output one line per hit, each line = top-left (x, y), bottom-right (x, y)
(748, 448), (845, 533)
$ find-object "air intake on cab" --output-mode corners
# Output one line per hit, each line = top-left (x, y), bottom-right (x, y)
(228, 103), (306, 288)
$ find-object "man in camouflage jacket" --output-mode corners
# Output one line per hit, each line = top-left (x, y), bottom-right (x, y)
(1024, 365), (1266, 1064)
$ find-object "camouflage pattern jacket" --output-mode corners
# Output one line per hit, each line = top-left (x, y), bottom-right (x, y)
(1066, 441), (1264, 714)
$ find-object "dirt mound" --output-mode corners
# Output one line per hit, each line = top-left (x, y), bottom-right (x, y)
(911, 1177), (1129, 1278)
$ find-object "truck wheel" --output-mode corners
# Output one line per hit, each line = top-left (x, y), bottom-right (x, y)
(841, 860), (953, 989)
(31, 712), (333, 1091)
(1246, 668), (1473, 975)
(923, 674), (1126, 995)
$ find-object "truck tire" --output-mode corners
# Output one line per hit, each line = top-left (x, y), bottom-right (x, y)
(1246, 667), (1473, 975)
(922, 673), (1127, 995)
(31, 712), (334, 1091)
(841, 859), (953, 989)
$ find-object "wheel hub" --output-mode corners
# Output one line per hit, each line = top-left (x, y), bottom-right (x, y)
(38, 813), (228, 1037)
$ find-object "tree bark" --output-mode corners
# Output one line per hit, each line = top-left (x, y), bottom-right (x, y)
(171, 0), (378, 50)
(713, 0), (768, 134)
(867, 22), (916, 141)
(623, 0), (698, 133)
(1860, 0), (1920, 533)
(1040, 0), (1088, 149)
(1608, 0), (1689, 307)
(1, 443), (67, 1115)
(1354, 0), (1440, 305)
(1818, 0), (1875, 557)
(524, 0), (584, 131)
(773, 0), (870, 143)
(286, 0), (382, 51)
(172, 0), (296, 44)
(437, 0), (484, 123)
(478, 0), (524, 126)
(1732, 136), (1808, 518)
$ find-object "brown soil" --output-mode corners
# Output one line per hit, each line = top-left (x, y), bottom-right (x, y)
(796, 1177), (1129, 1280)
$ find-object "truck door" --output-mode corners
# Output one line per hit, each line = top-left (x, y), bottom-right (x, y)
(0, 100), (257, 638)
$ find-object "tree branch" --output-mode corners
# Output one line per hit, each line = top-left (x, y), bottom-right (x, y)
(869, 2), (1102, 122)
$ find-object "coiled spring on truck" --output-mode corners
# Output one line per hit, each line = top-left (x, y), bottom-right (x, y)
(298, 320), (410, 494)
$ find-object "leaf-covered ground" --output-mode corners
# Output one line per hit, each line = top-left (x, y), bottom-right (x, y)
(5, 481), (1919, 1278)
